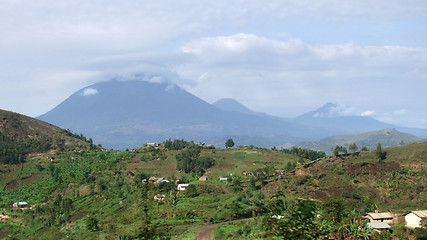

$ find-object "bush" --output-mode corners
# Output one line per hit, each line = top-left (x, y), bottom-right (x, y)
(414, 227), (427, 240)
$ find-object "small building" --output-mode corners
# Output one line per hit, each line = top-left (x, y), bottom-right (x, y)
(153, 194), (165, 201)
(156, 178), (169, 183)
(177, 184), (189, 191)
(405, 210), (427, 229)
(144, 143), (160, 149)
(0, 214), (10, 221)
(12, 202), (28, 209)
(367, 222), (391, 232)
(148, 176), (158, 183)
(366, 212), (394, 224)
(219, 177), (228, 181)
(242, 172), (254, 176)
(199, 175), (208, 181)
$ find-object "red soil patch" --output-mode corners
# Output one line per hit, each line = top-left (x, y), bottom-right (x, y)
(126, 162), (140, 170)
(5, 174), (40, 190)
(4, 180), (19, 190)
(21, 174), (39, 184)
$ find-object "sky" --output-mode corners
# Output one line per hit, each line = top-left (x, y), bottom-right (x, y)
(1, 0), (427, 128)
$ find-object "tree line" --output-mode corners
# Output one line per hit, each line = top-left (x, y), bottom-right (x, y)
(0, 132), (51, 164)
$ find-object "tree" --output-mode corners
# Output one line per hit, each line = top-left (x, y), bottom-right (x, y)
(266, 199), (331, 239)
(225, 139), (235, 148)
(86, 216), (99, 231)
(333, 145), (347, 156)
(376, 143), (387, 162)
(348, 143), (358, 154)
(185, 184), (198, 197)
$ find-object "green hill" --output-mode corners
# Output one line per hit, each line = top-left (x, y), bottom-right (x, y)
(0, 111), (426, 239)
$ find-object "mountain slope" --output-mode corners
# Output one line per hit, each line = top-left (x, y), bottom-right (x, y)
(212, 98), (269, 117)
(295, 102), (395, 133)
(297, 128), (421, 154)
(38, 80), (332, 149)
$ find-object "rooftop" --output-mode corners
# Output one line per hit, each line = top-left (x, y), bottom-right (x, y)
(412, 210), (427, 218)
(367, 212), (393, 219)
(367, 222), (391, 229)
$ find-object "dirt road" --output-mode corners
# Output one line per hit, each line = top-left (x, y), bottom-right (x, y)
(195, 218), (251, 240)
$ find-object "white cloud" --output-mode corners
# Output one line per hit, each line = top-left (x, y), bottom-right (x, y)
(361, 110), (375, 116)
(176, 34), (427, 125)
(81, 88), (99, 96)
(0, 0), (427, 128)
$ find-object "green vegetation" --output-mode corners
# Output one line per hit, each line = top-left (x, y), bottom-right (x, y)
(278, 147), (326, 160)
(175, 144), (215, 174)
(376, 142), (387, 162)
(0, 111), (426, 239)
(225, 138), (235, 148)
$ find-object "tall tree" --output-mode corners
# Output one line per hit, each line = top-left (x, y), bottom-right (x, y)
(348, 143), (358, 154)
(225, 138), (235, 148)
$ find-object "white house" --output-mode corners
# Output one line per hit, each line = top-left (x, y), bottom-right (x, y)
(177, 184), (189, 191)
(405, 210), (427, 229)
(12, 202), (28, 209)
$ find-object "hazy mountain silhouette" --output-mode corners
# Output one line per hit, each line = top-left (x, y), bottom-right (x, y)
(38, 80), (331, 149)
(295, 102), (395, 133)
(38, 80), (425, 150)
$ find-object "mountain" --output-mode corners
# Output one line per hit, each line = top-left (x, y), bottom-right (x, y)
(38, 80), (333, 149)
(212, 98), (268, 117)
(297, 128), (421, 154)
(37, 80), (426, 150)
(295, 102), (395, 133)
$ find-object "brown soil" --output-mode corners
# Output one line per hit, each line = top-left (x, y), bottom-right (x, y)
(70, 211), (87, 222)
(196, 218), (250, 240)
(4, 180), (19, 190)
(126, 162), (140, 170)
(347, 162), (400, 175)
(309, 190), (331, 200)
(21, 174), (39, 184)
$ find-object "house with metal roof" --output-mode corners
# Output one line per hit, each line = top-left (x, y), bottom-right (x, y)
(366, 212), (394, 224)
(177, 184), (189, 191)
(405, 210), (427, 229)
(12, 202), (28, 209)
(367, 222), (391, 231)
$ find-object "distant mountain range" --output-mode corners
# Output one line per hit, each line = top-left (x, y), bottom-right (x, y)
(297, 128), (421, 155)
(37, 79), (426, 150)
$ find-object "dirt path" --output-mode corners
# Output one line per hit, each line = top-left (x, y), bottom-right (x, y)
(195, 218), (251, 240)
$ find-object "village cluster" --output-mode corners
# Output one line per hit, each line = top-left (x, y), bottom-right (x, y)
(4, 199), (427, 232)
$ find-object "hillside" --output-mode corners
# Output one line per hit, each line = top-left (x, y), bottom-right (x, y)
(297, 128), (421, 154)
(0, 109), (96, 152)
(1, 119), (426, 240)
